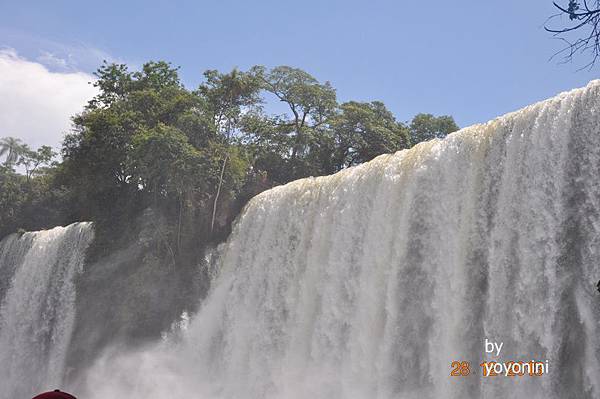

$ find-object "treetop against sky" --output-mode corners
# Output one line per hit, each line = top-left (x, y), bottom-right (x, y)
(0, 0), (597, 152)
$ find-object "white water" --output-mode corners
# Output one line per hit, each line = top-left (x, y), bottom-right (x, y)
(2, 82), (600, 398)
(0, 223), (93, 398)
(79, 83), (600, 398)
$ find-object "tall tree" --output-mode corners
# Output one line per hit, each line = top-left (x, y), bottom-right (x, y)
(409, 113), (459, 146)
(243, 66), (338, 182)
(257, 66), (337, 159)
(62, 61), (195, 225)
(198, 68), (262, 140)
(0, 137), (24, 166)
(62, 61), (250, 249)
(197, 68), (262, 232)
(332, 101), (410, 169)
(17, 145), (56, 181)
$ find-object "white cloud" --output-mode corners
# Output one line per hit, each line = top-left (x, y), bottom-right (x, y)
(0, 48), (97, 151)
(37, 50), (70, 71)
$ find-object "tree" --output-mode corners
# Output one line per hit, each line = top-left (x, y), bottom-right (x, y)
(257, 66), (337, 160)
(18, 145), (57, 181)
(88, 60), (183, 108)
(62, 60), (253, 255)
(332, 101), (410, 169)
(198, 68), (262, 140)
(22, 59), (462, 261)
(87, 62), (132, 108)
(546, 1), (600, 67)
(0, 146), (74, 239)
(0, 137), (25, 166)
(241, 66), (339, 182)
(129, 125), (202, 196)
(63, 60), (197, 224)
(0, 165), (24, 231)
(0, 57), (463, 266)
(197, 68), (262, 232)
(409, 113), (459, 146)
(129, 124), (207, 254)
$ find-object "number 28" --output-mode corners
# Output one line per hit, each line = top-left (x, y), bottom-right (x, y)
(450, 361), (471, 376)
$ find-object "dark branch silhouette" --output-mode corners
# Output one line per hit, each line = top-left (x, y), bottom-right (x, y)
(546, 0), (600, 68)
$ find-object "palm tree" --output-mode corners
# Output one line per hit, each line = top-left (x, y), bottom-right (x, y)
(0, 137), (24, 166)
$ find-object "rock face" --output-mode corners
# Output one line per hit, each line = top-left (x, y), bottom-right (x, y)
(0, 210), (210, 398)
(65, 208), (209, 386)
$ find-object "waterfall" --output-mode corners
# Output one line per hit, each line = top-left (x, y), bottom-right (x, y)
(0, 223), (93, 399)
(78, 82), (600, 398)
(3, 81), (600, 399)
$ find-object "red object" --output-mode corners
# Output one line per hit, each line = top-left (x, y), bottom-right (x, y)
(32, 390), (77, 399)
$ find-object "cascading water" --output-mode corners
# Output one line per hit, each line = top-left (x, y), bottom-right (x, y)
(2, 82), (600, 399)
(77, 82), (600, 399)
(0, 223), (93, 399)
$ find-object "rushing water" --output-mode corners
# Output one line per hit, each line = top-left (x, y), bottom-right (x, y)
(4, 82), (600, 398)
(80, 83), (600, 398)
(0, 223), (93, 399)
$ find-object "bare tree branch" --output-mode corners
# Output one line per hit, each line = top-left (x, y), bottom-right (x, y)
(546, 0), (600, 67)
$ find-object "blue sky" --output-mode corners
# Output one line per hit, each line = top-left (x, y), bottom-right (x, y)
(1, 0), (599, 148)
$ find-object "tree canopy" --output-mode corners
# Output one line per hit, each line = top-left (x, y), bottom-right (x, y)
(0, 61), (459, 256)
(409, 113), (459, 145)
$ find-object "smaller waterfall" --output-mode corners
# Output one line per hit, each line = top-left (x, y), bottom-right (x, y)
(0, 223), (93, 399)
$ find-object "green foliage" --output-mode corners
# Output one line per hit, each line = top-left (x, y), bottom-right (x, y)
(130, 125), (202, 195)
(332, 101), (410, 168)
(258, 66), (338, 126)
(0, 165), (22, 231)
(409, 113), (459, 145)
(60, 61), (256, 255)
(1, 61), (459, 263)
(198, 68), (262, 138)
(260, 66), (337, 158)
(237, 66), (339, 182)
(0, 154), (73, 239)
(88, 61), (182, 109)
(18, 145), (57, 180)
(0, 137), (25, 166)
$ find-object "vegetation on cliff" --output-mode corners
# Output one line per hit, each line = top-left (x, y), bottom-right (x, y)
(0, 61), (458, 257)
